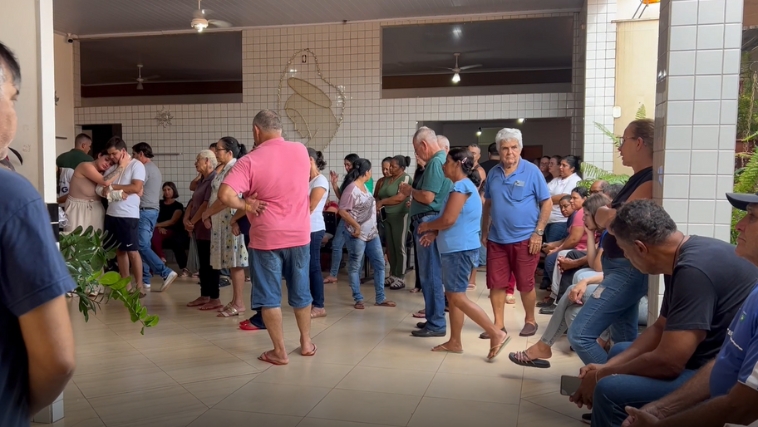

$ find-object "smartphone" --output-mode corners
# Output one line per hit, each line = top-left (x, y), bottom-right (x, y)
(560, 375), (582, 396)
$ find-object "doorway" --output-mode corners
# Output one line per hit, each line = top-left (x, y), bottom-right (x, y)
(80, 124), (122, 155)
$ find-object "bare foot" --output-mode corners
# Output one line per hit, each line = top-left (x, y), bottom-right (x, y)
(523, 342), (553, 361)
(258, 350), (289, 366)
(310, 307), (327, 318)
(199, 299), (223, 311)
(431, 341), (463, 353)
(324, 276), (338, 284)
(187, 296), (210, 307)
(300, 342), (317, 356)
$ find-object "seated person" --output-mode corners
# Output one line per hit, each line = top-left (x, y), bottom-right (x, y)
(569, 200), (758, 427)
(151, 182), (189, 276)
(539, 188), (588, 300)
(509, 193), (609, 368)
(621, 193), (758, 427)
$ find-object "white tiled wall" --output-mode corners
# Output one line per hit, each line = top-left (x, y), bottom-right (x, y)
(75, 12), (584, 203)
(584, 0), (618, 172)
(649, 0), (742, 321)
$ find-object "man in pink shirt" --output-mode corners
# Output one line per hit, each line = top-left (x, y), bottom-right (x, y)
(219, 110), (315, 365)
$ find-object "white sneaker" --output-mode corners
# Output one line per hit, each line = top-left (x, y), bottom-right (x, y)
(159, 271), (178, 292)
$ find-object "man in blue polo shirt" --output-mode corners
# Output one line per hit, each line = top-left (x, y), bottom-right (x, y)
(482, 128), (551, 338)
(399, 127), (453, 338)
(621, 191), (758, 427)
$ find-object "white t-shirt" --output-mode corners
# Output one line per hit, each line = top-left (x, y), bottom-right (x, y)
(309, 174), (329, 232)
(547, 173), (582, 223)
(58, 168), (74, 201)
(105, 159), (146, 219)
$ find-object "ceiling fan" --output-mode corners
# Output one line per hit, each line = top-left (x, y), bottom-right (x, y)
(440, 53), (482, 83)
(134, 64), (159, 90)
(191, 0), (232, 32)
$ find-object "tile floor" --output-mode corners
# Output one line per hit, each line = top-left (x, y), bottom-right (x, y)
(35, 270), (588, 427)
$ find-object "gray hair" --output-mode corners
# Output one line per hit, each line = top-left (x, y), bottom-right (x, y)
(197, 149), (218, 169)
(495, 128), (523, 149)
(413, 126), (437, 144)
(437, 135), (450, 150)
(253, 109), (283, 132)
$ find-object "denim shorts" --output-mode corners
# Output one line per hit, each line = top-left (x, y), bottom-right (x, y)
(440, 249), (479, 293)
(249, 244), (312, 309)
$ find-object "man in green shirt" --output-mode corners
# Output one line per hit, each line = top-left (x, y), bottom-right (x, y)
(56, 133), (93, 203)
(399, 127), (452, 337)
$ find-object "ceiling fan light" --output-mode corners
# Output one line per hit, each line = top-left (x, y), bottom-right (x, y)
(476, 127), (482, 136)
(452, 73), (461, 83)
(136, 82), (143, 90)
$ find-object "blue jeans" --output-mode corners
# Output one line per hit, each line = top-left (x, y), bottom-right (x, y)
(542, 251), (559, 289)
(568, 256), (648, 364)
(441, 249), (479, 293)
(138, 209), (171, 284)
(346, 235), (387, 304)
(545, 222), (568, 243)
(329, 220), (348, 277)
(310, 230), (326, 308)
(413, 214), (446, 332)
(591, 342), (696, 427)
(250, 245), (311, 309)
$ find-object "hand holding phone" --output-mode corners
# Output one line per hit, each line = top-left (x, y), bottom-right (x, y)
(560, 375), (582, 396)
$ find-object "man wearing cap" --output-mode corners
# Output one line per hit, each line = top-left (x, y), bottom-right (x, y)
(620, 193), (758, 427)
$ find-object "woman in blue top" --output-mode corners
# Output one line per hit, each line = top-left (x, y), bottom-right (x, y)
(417, 147), (510, 361)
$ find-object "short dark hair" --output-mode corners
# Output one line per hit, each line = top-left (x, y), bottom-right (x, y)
(162, 181), (179, 199)
(487, 142), (498, 155)
(606, 183), (623, 199)
(132, 142), (154, 158)
(209, 142), (218, 149)
(0, 43), (21, 91)
(74, 133), (92, 148)
(104, 136), (127, 152)
(610, 200), (677, 246)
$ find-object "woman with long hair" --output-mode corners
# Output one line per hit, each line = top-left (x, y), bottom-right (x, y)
(64, 150), (125, 234)
(338, 159), (396, 309)
(376, 155), (412, 290)
(325, 153), (360, 283)
(417, 147), (508, 358)
(307, 148), (329, 318)
(185, 150), (220, 310)
(201, 136), (249, 317)
(151, 182), (189, 276)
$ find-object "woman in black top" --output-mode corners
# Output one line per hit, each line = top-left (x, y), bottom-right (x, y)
(151, 182), (189, 275)
(567, 119), (654, 365)
(410, 156), (425, 294)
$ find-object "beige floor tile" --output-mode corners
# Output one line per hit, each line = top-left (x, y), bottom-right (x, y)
(307, 389), (421, 426)
(518, 400), (585, 426)
(407, 396), (519, 427)
(298, 418), (398, 427)
(214, 381), (330, 416)
(187, 409), (301, 427)
(335, 365), (435, 396)
(253, 359), (353, 388)
(424, 372), (523, 405)
(87, 385), (207, 427)
(74, 363), (178, 399)
(522, 391), (588, 421)
(181, 373), (258, 406)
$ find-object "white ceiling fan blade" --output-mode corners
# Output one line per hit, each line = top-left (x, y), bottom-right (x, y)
(433, 66), (455, 71)
(459, 64), (483, 71)
(209, 19), (232, 28)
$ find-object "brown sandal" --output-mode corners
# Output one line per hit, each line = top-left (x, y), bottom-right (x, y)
(375, 300), (396, 307)
(354, 301), (365, 309)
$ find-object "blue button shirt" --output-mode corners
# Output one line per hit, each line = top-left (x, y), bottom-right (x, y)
(483, 159), (550, 245)
(436, 178), (482, 254)
(709, 283), (758, 398)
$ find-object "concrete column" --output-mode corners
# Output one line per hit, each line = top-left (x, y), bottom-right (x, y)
(583, 0), (618, 171)
(0, 0), (62, 423)
(650, 0), (743, 321)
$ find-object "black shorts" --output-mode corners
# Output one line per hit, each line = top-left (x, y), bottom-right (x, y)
(104, 215), (139, 252)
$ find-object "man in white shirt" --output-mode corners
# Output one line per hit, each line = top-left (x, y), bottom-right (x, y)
(102, 137), (147, 296)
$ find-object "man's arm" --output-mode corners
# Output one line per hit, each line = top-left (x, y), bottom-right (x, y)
(218, 184), (245, 211)
(20, 296), (75, 416)
(481, 198), (492, 241)
(599, 316), (705, 380)
(536, 197), (552, 231)
(653, 382), (758, 427)
(411, 188), (435, 205)
(112, 179), (143, 195)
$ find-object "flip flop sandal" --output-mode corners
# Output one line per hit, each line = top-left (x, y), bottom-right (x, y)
(487, 335), (512, 362)
(375, 301), (396, 307)
(187, 299), (209, 307)
(310, 309), (327, 319)
(239, 320), (263, 331)
(508, 351), (551, 368)
(412, 310), (426, 318)
(354, 301), (365, 309)
(431, 344), (463, 354)
(467, 284), (476, 291)
(301, 344), (318, 357)
(258, 351), (288, 366)
(217, 306), (245, 317)
(505, 294), (516, 304)
(479, 327), (507, 340)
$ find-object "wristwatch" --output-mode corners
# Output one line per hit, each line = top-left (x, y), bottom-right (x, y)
(534, 229), (544, 236)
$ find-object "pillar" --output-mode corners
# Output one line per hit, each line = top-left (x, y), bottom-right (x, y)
(0, 0), (61, 423)
(650, 0), (743, 321)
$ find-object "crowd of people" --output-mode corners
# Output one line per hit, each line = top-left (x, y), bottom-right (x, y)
(1, 40), (758, 427)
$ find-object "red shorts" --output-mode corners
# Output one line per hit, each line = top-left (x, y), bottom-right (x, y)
(486, 239), (539, 293)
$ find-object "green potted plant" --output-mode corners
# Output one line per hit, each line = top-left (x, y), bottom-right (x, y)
(60, 226), (158, 334)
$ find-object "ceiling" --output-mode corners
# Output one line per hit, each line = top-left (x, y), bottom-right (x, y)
(382, 17), (574, 76)
(79, 33), (242, 85)
(53, 0), (583, 36)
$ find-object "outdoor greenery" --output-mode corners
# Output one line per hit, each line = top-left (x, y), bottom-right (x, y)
(60, 226), (159, 334)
